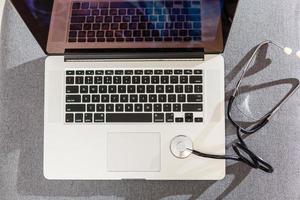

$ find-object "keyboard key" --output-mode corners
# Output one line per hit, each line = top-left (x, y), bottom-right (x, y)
(195, 117), (203, 123)
(132, 76), (141, 84)
(96, 70), (104, 75)
(175, 117), (183, 123)
(97, 104), (105, 112)
(174, 70), (182, 74)
(183, 104), (203, 112)
(180, 76), (188, 83)
(101, 95), (109, 102)
(154, 70), (163, 75)
(130, 95), (138, 102)
(69, 31), (77, 38)
(66, 95), (81, 103)
(70, 24), (82, 30)
(166, 113), (174, 122)
(116, 104), (124, 112)
(144, 104), (152, 112)
(161, 76), (169, 84)
(186, 15), (201, 21)
(120, 95), (129, 102)
(127, 85), (136, 93)
(156, 85), (164, 93)
(125, 104), (134, 112)
(94, 113), (105, 122)
(178, 94), (186, 102)
(168, 94), (176, 102)
(175, 85), (183, 93)
(194, 69), (203, 74)
(170, 76), (179, 83)
(80, 86), (88, 93)
(118, 85), (126, 93)
(66, 77), (74, 84)
(146, 85), (155, 93)
(134, 104), (143, 112)
(82, 95), (90, 102)
(149, 94), (157, 102)
(89, 85), (98, 93)
(163, 104), (171, 112)
(92, 95), (100, 102)
(139, 94), (147, 102)
(99, 86), (107, 93)
(94, 76), (102, 84)
(106, 104), (114, 112)
(115, 70), (123, 75)
(194, 85), (203, 93)
(87, 104), (95, 112)
(164, 70), (172, 75)
(65, 113), (74, 123)
(173, 104), (181, 112)
(137, 85), (145, 93)
(151, 76), (159, 84)
(154, 113), (164, 122)
(108, 85), (117, 93)
(66, 86), (79, 93)
(142, 76), (150, 84)
(185, 85), (193, 93)
(66, 104), (85, 112)
(154, 104), (162, 112)
(85, 113), (93, 123)
(75, 113), (83, 122)
(72, 2), (81, 9)
(76, 70), (84, 75)
(72, 10), (90, 16)
(166, 85), (174, 93)
(106, 113), (152, 122)
(123, 76), (131, 84)
(185, 113), (193, 122)
(190, 76), (203, 83)
(85, 76), (93, 84)
(111, 95), (119, 102)
(104, 76), (112, 84)
(158, 94), (167, 102)
(187, 94), (203, 102)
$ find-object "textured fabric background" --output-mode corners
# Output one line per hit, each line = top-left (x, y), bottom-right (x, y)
(0, 0), (300, 199)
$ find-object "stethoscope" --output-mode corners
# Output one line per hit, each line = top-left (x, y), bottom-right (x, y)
(170, 40), (300, 173)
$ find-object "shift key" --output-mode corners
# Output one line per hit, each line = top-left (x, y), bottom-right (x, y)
(183, 104), (203, 112)
(66, 104), (85, 112)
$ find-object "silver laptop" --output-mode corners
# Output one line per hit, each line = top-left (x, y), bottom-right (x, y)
(44, 0), (225, 180)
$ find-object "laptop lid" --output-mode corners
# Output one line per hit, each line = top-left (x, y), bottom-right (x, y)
(10, 0), (238, 55)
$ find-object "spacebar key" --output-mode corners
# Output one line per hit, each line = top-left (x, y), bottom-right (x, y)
(106, 113), (152, 122)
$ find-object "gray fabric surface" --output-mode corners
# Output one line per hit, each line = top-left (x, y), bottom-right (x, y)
(1, 0), (300, 199)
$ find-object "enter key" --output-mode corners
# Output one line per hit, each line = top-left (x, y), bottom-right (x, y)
(187, 94), (203, 102)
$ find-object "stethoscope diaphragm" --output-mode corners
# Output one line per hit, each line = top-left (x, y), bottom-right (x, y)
(170, 135), (193, 159)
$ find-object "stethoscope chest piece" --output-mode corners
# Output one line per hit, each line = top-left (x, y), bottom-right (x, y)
(170, 135), (193, 159)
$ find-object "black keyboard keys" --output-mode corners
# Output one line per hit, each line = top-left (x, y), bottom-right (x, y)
(65, 68), (204, 124)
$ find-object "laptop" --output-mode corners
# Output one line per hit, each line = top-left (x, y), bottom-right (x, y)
(42, 0), (225, 180)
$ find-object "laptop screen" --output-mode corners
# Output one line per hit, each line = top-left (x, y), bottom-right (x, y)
(10, 0), (238, 54)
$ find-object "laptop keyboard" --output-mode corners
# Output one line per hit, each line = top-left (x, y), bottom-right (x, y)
(65, 69), (203, 123)
(68, 1), (202, 43)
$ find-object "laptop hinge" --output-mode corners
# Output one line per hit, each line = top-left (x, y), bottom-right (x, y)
(64, 48), (204, 62)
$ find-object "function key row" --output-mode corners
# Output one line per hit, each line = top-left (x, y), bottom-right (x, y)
(66, 69), (203, 75)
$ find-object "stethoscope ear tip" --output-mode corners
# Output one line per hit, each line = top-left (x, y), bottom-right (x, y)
(283, 47), (293, 55)
(296, 50), (300, 59)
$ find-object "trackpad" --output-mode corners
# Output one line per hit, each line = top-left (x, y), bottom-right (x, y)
(107, 132), (161, 172)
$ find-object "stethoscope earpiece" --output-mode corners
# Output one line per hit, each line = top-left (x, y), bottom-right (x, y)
(283, 47), (293, 55)
(296, 50), (300, 59)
